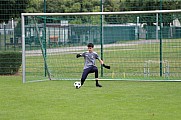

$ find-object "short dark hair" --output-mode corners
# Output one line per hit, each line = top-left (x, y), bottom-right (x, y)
(87, 43), (94, 48)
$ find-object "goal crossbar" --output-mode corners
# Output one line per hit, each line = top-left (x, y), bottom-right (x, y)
(21, 9), (181, 16)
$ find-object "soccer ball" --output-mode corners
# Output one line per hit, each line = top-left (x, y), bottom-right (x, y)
(74, 81), (81, 89)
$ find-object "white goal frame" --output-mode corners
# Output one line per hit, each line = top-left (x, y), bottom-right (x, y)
(21, 9), (181, 83)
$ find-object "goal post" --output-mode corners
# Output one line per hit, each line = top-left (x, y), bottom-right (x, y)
(22, 10), (181, 83)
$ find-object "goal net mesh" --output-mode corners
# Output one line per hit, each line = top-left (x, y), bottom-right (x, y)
(22, 11), (181, 82)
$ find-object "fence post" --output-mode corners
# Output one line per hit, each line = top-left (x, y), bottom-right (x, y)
(159, 0), (163, 77)
(4, 23), (6, 50)
(100, 0), (104, 77)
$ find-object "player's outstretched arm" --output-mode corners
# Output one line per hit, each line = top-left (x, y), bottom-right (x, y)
(102, 64), (110, 69)
(76, 54), (81, 58)
(98, 59), (110, 69)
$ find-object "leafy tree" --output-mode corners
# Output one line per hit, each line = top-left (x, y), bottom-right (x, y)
(25, 0), (42, 13)
(117, 0), (181, 26)
(0, 0), (29, 23)
(21, 0), (181, 25)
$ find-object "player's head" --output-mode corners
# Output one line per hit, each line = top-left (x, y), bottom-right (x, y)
(87, 43), (94, 52)
(87, 43), (94, 48)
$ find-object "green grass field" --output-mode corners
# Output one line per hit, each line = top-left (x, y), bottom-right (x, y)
(0, 76), (181, 120)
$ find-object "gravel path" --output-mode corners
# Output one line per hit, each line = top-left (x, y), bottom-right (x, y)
(25, 39), (160, 56)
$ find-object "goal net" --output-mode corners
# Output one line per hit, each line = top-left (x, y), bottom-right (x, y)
(21, 10), (181, 83)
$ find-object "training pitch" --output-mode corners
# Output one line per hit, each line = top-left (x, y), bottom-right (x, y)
(0, 76), (181, 120)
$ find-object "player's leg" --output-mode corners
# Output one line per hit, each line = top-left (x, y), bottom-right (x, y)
(80, 67), (92, 86)
(90, 66), (102, 87)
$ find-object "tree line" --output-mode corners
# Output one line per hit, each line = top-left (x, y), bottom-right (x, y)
(1, 0), (181, 25)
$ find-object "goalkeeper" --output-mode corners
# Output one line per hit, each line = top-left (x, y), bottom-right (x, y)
(76, 43), (110, 88)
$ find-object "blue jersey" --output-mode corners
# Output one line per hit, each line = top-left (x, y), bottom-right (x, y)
(81, 51), (100, 69)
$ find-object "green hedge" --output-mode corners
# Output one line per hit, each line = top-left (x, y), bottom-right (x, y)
(0, 51), (22, 75)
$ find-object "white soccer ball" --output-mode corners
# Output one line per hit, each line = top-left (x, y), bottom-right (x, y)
(74, 81), (81, 89)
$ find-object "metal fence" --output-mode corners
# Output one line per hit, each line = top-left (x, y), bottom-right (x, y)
(1, 0), (181, 82)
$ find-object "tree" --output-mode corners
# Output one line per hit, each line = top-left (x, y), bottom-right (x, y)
(117, 0), (181, 26)
(18, 0), (181, 25)
(0, 0), (29, 23)
(25, 0), (42, 13)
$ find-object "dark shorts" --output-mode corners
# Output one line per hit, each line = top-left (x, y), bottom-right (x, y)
(81, 66), (98, 85)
